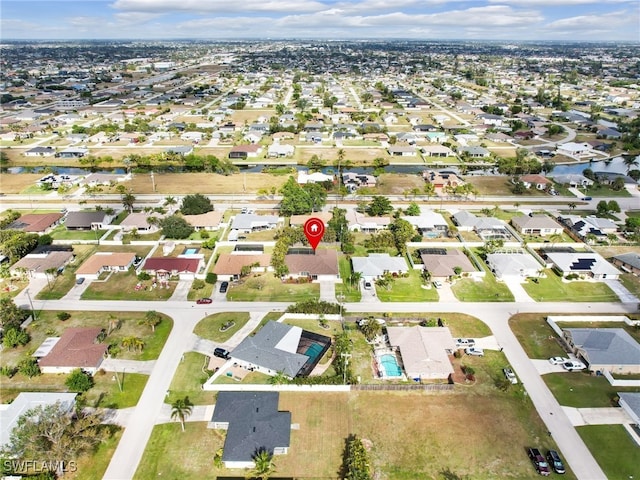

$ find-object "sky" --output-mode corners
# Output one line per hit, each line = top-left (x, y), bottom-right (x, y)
(1, 0), (639, 41)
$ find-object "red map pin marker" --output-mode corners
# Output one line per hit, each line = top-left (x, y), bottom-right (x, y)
(304, 217), (325, 251)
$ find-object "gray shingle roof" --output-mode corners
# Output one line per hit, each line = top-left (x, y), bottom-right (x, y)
(65, 211), (106, 229)
(211, 392), (291, 462)
(614, 252), (640, 270)
(567, 328), (640, 366)
(230, 321), (308, 377)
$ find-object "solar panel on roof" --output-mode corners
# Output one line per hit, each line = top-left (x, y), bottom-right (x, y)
(570, 258), (596, 270)
(419, 248), (447, 255)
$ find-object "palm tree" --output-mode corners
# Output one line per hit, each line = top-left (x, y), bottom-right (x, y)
(171, 396), (193, 432)
(122, 192), (136, 213)
(349, 271), (362, 289)
(268, 371), (289, 385)
(164, 195), (177, 207)
(623, 155), (639, 174)
(44, 267), (57, 290)
(121, 336), (144, 352)
(568, 202), (577, 211)
(250, 448), (276, 480)
(548, 233), (562, 248)
(140, 310), (162, 332)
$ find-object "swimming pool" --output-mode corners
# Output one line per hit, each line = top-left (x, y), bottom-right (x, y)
(380, 354), (403, 377)
(183, 248), (198, 255)
(305, 343), (324, 362)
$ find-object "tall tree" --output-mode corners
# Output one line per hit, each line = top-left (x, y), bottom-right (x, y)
(140, 310), (162, 332)
(366, 196), (393, 217)
(252, 448), (277, 480)
(180, 193), (213, 215)
(171, 396), (193, 432)
(121, 193), (135, 213)
(389, 218), (415, 255)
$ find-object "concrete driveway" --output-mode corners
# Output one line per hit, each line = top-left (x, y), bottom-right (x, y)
(563, 406), (633, 426)
(503, 278), (535, 303)
(604, 279), (638, 304)
(169, 279), (192, 301)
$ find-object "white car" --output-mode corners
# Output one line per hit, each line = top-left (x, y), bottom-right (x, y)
(433, 280), (443, 289)
(455, 338), (475, 348)
(549, 356), (570, 365)
(563, 360), (586, 371)
(503, 368), (518, 384)
(465, 347), (484, 356)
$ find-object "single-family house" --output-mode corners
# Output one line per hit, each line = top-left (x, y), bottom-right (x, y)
(212, 253), (271, 281)
(511, 215), (564, 237)
(230, 321), (331, 378)
(486, 251), (542, 281)
(386, 326), (456, 380)
(65, 211), (109, 231)
(7, 213), (63, 233)
(545, 251), (621, 280)
(267, 144), (294, 158)
(56, 147), (88, 158)
(423, 170), (463, 189)
(459, 146), (491, 158)
(352, 253), (408, 281)
(551, 174), (594, 188)
(345, 210), (391, 233)
(556, 142), (594, 158)
(421, 145), (455, 158)
(612, 253), (640, 276)
(425, 131), (447, 143)
(37, 327), (107, 374)
(477, 113), (505, 126)
(297, 171), (334, 185)
(452, 211), (478, 232)
(618, 393), (640, 427)
(388, 146), (417, 157)
(402, 211), (448, 238)
(142, 257), (202, 280)
(165, 146), (194, 156)
(24, 146), (56, 157)
(0, 393), (77, 448)
(231, 214), (279, 233)
(75, 252), (136, 279)
(564, 328), (640, 374)
(284, 249), (339, 282)
(520, 174), (553, 190)
(10, 251), (74, 279)
(342, 172), (376, 192)
(81, 173), (129, 187)
(228, 145), (262, 159)
(208, 392), (291, 469)
(183, 211), (223, 231)
(558, 215), (617, 242)
(119, 212), (163, 233)
(420, 248), (477, 280)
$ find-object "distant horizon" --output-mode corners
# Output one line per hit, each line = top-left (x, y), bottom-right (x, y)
(2, 0), (639, 41)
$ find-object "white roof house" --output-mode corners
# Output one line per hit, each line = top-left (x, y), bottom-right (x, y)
(268, 144), (295, 158)
(231, 213), (279, 232)
(387, 326), (456, 380)
(351, 253), (408, 280)
(402, 211), (448, 236)
(297, 171), (333, 184)
(486, 251), (541, 281)
(556, 142), (594, 158)
(545, 252), (620, 280)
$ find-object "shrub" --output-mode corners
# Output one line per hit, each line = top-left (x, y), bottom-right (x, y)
(191, 279), (205, 290)
(18, 358), (40, 378)
(286, 299), (342, 315)
(138, 272), (151, 281)
(0, 365), (17, 378)
(65, 368), (94, 392)
(199, 230), (210, 239)
(57, 312), (71, 321)
(566, 273), (579, 280)
(2, 327), (30, 348)
(206, 272), (217, 284)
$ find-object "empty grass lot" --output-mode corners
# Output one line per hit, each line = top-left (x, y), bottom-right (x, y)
(0, 173), (43, 193)
(336, 256), (361, 302)
(375, 269), (439, 302)
(82, 270), (177, 301)
(523, 269), (618, 302)
(124, 172), (288, 195)
(543, 372), (640, 408)
(83, 372), (149, 409)
(226, 273), (320, 302)
(134, 390), (571, 480)
(577, 425), (640, 480)
(451, 264), (514, 302)
(166, 352), (216, 405)
(508, 314), (568, 359)
(193, 312), (250, 343)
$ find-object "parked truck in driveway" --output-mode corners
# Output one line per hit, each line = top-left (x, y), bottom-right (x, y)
(528, 447), (551, 476)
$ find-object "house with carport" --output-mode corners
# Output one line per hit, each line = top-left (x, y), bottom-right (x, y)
(10, 251), (74, 279)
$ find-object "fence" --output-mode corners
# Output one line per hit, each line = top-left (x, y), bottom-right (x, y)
(352, 384), (454, 392)
(603, 370), (640, 387)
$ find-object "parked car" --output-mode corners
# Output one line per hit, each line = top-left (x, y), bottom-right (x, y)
(219, 281), (229, 293)
(363, 281), (373, 290)
(75, 277), (85, 285)
(214, 347), (230, 359)
(503, 367), (518, 384)
(562, 360), (586, 371)
(433, 280), (443, 289)
(455, 338), (475, 348)
(549, 356), (570, 365)
(241, 207), (248, 214)
(196, 298), (213, 304)
(528, 448), (551, 476)
(464, 347), (484, 356)
(581, 196), (592, 201)
(546, 450), (566, 474)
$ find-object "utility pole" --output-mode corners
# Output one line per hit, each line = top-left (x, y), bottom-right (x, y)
(25, 289), (36, 320)
(340, 353), (351, 384)
(150, 171), (156, 192)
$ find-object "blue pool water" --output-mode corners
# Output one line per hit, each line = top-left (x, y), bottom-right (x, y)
(380, 354), (403, 377)
(184, 248), (198, 255)
(305, 343), (324, 362)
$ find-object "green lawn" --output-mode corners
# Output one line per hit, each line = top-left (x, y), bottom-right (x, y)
(167, 352), (216, 405)
(582, 184), (632, 197)
(193, 312), (250, 343)
(508, 314), (568, 359)
(620, 273), (640, 298)
(451, 263), (514, 302)
(82, 269), (177, 301)
(50, 224), (107, 241)
(83, 372), (149, 409)
(226, 273), (320, 302)
(543, 372), (640, 408)
(578, 425), (640, 480)
(336, 256), (361, 302)
(187, 281), (214, 301)
(212, 371), (272, 384)
(523, 269), (619, 302)
(376, 269), (439, 302)
(37, 244), (96, 300)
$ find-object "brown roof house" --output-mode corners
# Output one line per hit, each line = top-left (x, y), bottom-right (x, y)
(76, 252), (136, 280)
(37, 327), (107, 374)
(213, 253), (271, 281)
(10, 251), (74, 279)
(420, 248), (478, 281)
(143, 257), (202, 280)
(184, 211), (224, 231)
(7, 213), (63, 233)
(284, 249), (339, 282)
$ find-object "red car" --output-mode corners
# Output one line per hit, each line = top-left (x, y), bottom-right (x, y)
(196, 298), (212, 304)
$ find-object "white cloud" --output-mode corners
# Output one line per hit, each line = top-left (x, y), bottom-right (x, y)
(545, 9), (634, 29)
(110, 0), (325, 14)
(488, 0), (631, 5)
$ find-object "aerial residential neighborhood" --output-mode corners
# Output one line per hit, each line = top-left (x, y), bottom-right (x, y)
(1, 3), (640, 479)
